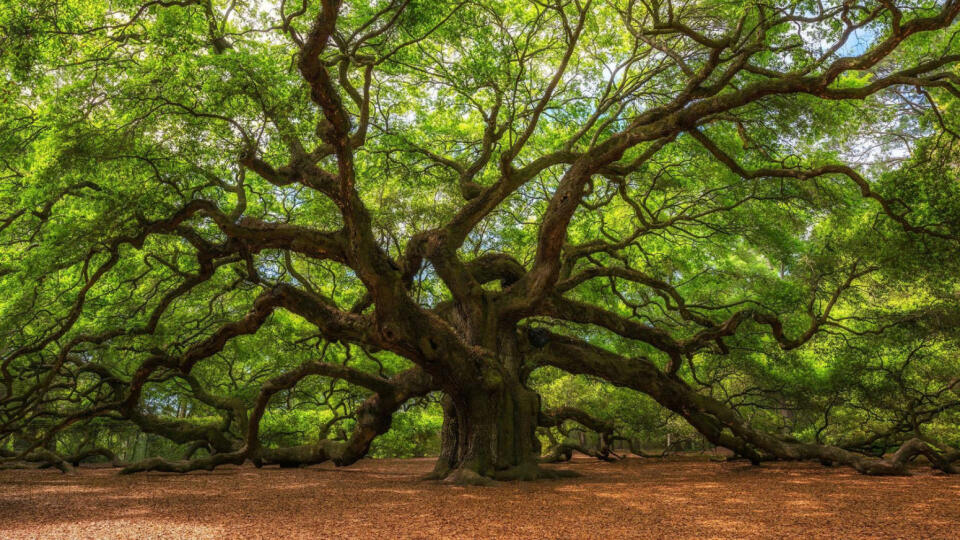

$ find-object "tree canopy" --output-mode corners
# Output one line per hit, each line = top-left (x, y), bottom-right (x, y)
(2, 0), (960, 482)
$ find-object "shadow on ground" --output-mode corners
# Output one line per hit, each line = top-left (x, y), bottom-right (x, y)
(1, 456), (958, 538)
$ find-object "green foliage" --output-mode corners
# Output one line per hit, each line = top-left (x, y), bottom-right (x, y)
(369, 403), (444, 458)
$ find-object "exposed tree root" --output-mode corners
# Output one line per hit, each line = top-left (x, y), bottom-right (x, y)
(434, 462), (579, 485)
(421, 460), (453, 481)
(442, 467), (497, 486)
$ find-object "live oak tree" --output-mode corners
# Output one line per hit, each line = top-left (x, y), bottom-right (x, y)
(2, 0), (960, 483)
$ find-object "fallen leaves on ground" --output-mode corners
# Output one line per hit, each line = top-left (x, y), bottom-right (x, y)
(1, 456), (958, 539)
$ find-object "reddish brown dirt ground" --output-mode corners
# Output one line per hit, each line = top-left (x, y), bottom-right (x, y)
(1, 456), (958, 539)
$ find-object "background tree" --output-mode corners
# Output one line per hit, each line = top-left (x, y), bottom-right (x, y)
(2, 0), (960, 483)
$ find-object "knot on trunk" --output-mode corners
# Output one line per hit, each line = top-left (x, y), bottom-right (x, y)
(527, 327), (551, 348)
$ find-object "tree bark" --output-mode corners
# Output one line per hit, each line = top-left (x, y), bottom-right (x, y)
(430, 376), (546, 483)
(423, 323), (577, 483)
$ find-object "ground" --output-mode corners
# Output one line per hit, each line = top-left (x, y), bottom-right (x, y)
(1, 456), (958, 539)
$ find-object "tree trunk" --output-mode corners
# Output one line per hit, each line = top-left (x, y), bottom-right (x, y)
(425, 320), (583, 483)
(431, 377), (546, 483)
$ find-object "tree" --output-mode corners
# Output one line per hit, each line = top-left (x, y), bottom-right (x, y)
(2, 0), (960, 483)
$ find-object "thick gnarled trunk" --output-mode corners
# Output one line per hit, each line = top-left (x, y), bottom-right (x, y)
(431, 379), (543, 483)
(425, 322), (570, 483)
